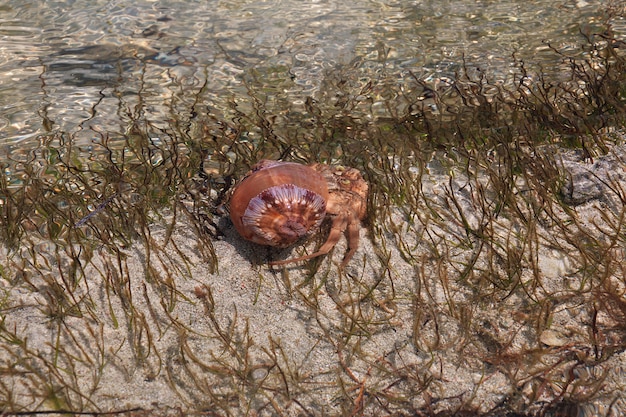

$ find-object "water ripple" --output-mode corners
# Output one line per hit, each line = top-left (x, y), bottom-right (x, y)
(0, 0), (619, 148)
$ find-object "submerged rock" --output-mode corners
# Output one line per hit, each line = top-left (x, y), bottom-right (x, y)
(559, 145), (626, 207)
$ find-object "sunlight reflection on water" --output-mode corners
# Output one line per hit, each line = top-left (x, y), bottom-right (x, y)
(0, 0), (618, 151)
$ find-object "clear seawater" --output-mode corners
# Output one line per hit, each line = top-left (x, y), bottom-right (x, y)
(0, 0), (619, 151)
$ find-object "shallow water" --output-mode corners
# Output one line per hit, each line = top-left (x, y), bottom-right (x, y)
(1, 3), (626, 415)
(0, 0), (617, 150)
